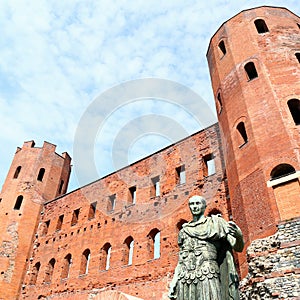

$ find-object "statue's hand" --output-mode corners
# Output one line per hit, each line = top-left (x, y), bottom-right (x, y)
(168, 283), (177, 299)
(227, 221), (244, 252)
(228, 221), (239, 238)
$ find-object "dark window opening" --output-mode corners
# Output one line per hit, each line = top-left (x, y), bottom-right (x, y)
(237, 122), (248, 146)
(147, 228), (160, 260)
(129, 186), (137, 204)
(71, 208), (80, 226)
(217, 92), (223, 113)
(254, 19), (269, 33)
(13, 166), (22, 179)
(218, 40), (226, 56)
(58, 180), (64, 194)
(176, 165), (186, 185)
(14, 195), (23, 210)
(295, 53), (300, 64)
(123, 236), (134, 265)
(244, 62), (258, 80)
(107, 194), (116, 212)
(61, 254), (72, 279)
(288, 99), (300, 125)
(56, 215), (64, 231)
(80, 249), (91, 275)
(88, 202), (97, 219)
(297, 23), (300, 29)
(151, 176), (160, 197)
(44, 258), (55, 283)
(203, 154), (216, 177)
(270, 164), (296, 180)
(42, 220), (50, 235)
(30, 262), (41, 285)
(100, 243), (112, 270)
(37, 168), (45, 181)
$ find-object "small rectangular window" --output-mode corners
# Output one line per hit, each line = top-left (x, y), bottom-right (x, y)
(203, 154), (216, 177)
(151, 176), (160, 197)
(107, 194), (116, 212)
(71, 209), (80, 226)
(254, 19), (269, 34)
(88, 202), (97, 219)
(244, 62), (258, 81)
(218, 40), (226, 56)
(129, 186), (137, 204)
(56, 215), (64, 231)
(176, 165), (186, 185)
(42, 220), (50, 236)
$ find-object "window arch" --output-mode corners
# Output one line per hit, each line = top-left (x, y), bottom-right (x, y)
(287, 99), (300, 125)
(30, 262), (41, 285)
(13, 166), (22, 179)
(244, 62), (258, 80)
(80, 249), (91, 275)
(37, 168), (45, 181)
(236, 122), (248, 146)
(14, 195), (23, 210)
(218, 40), (226, 56)
(61, 254), (72, 279)
(44, 258), (55, 283)
(270, 164), (296, 180)
(123, 236), (134, 265)
(254, 19), (269, 33)
(147, 228), (160, 260)
(100, 243), (112, 271)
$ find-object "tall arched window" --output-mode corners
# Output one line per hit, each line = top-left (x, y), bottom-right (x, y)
(13, 166), (22, 179)
(30, 262), (41, 285)
(44, 258), (55, 283)
(123, 236), (134, 266)
(270, 164), (296, 180)
(218, 40), (226, 56)
(147, 228), (161, 260)
(37, 168), (45, 181)
(14, 195), (23, 210)
(236, 122), (248, 146)
(254, 19), (269, 33)
(100, 243), (111, 271)
(287, 99), (300, 125)
(80, 249), (91, 275)
(244, 62), (258, 80)
(61, 254), (72, 279)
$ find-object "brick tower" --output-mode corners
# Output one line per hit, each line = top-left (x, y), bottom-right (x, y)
(207, 6), (300, 275)
(0, 141), (71, 300)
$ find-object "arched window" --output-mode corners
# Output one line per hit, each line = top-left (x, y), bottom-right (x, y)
(287, 99), (300, 125)
(296, 53), (300, 63)
(176, 219), (188, 231)
(236, 122), (248, 146)
(147, 228), (160, 260)
(254, 19), (269, 33)
(218, 40), (226, 56)
(14, 195), (23, 210)
(216, 92), (223, 114)
(13, 166), (21, 179)
(80, 249), (91, 275)
(44, 258), (55, 283)
(123, 236), (134, 266)
(244, 62), (258, 80)
(100, 243), (111, 271)
(30, 262), (41, 285)
(61, 254), (72, 279)
(270, 164), (296, 180)
(37, 168), (45, 181)
(58, 180), (64, 194)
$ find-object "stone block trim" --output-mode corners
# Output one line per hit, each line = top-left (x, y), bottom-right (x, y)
(240, 218), (300, 299)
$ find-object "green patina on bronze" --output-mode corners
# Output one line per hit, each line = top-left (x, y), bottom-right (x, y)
(169, 195), (244, 300)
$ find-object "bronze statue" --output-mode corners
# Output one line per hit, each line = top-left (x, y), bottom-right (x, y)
(169, 195), (244, 300)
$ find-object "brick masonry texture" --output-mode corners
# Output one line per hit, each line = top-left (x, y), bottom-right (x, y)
(0, 5), (300, 300)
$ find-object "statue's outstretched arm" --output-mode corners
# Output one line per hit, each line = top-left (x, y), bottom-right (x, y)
(227, 221), (244, 252)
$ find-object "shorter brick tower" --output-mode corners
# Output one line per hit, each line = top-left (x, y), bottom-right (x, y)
(0, 141), (71, 300)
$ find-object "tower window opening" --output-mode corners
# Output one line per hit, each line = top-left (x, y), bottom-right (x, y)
(58, 180), (64, 194)
(71, 208), (80, 226)
(217, 92), (223, 113)
(107, 194), (116, 212)
(288, 99), (300, 125)
(147, 228), (161, 260)
(129, 186), (137, 204)
(80, 249), (91, 275)
(56, 215), (64, 231)
(270, 164), (296, 181)
(254, 19), (269, 33)
(295, 53), (300, 64)
(151, 176), (160, 197)
(13, 166), (22, 179)
(37, 168), (45, 181)
(44, 258), (55, 283)
(30, 262), (41, 285)
(88, 202), (97, 219)
(100, 243), (112, 270)
(61, 254), (72, 279)
(237, 122), (248, 147)
(244, 62), (258, 80)
(218, 40), (226, 56)
(14, 195), (23, 210)
(297, 23), (300, 29)
(203, 154), (216, 177)
(176, 165), (186, 185)
(123, 236), (134, 265)
(42, 220), (50, 235)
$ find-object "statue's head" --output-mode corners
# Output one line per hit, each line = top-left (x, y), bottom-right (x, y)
(188, 195), (207, 216)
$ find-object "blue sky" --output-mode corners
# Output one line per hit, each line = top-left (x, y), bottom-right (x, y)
(0, 0), (299, 192)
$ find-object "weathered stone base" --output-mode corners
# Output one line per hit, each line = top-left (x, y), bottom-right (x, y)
(240, 218), (300, 300)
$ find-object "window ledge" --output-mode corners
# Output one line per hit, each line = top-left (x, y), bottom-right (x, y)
(267, 171), (300, 187)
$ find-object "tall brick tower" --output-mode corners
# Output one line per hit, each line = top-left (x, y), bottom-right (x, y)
(207, 6), (300, 274)
(0, 141), (71, 300)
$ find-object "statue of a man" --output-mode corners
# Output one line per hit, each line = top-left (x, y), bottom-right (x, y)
(168, 195), (244, 300)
